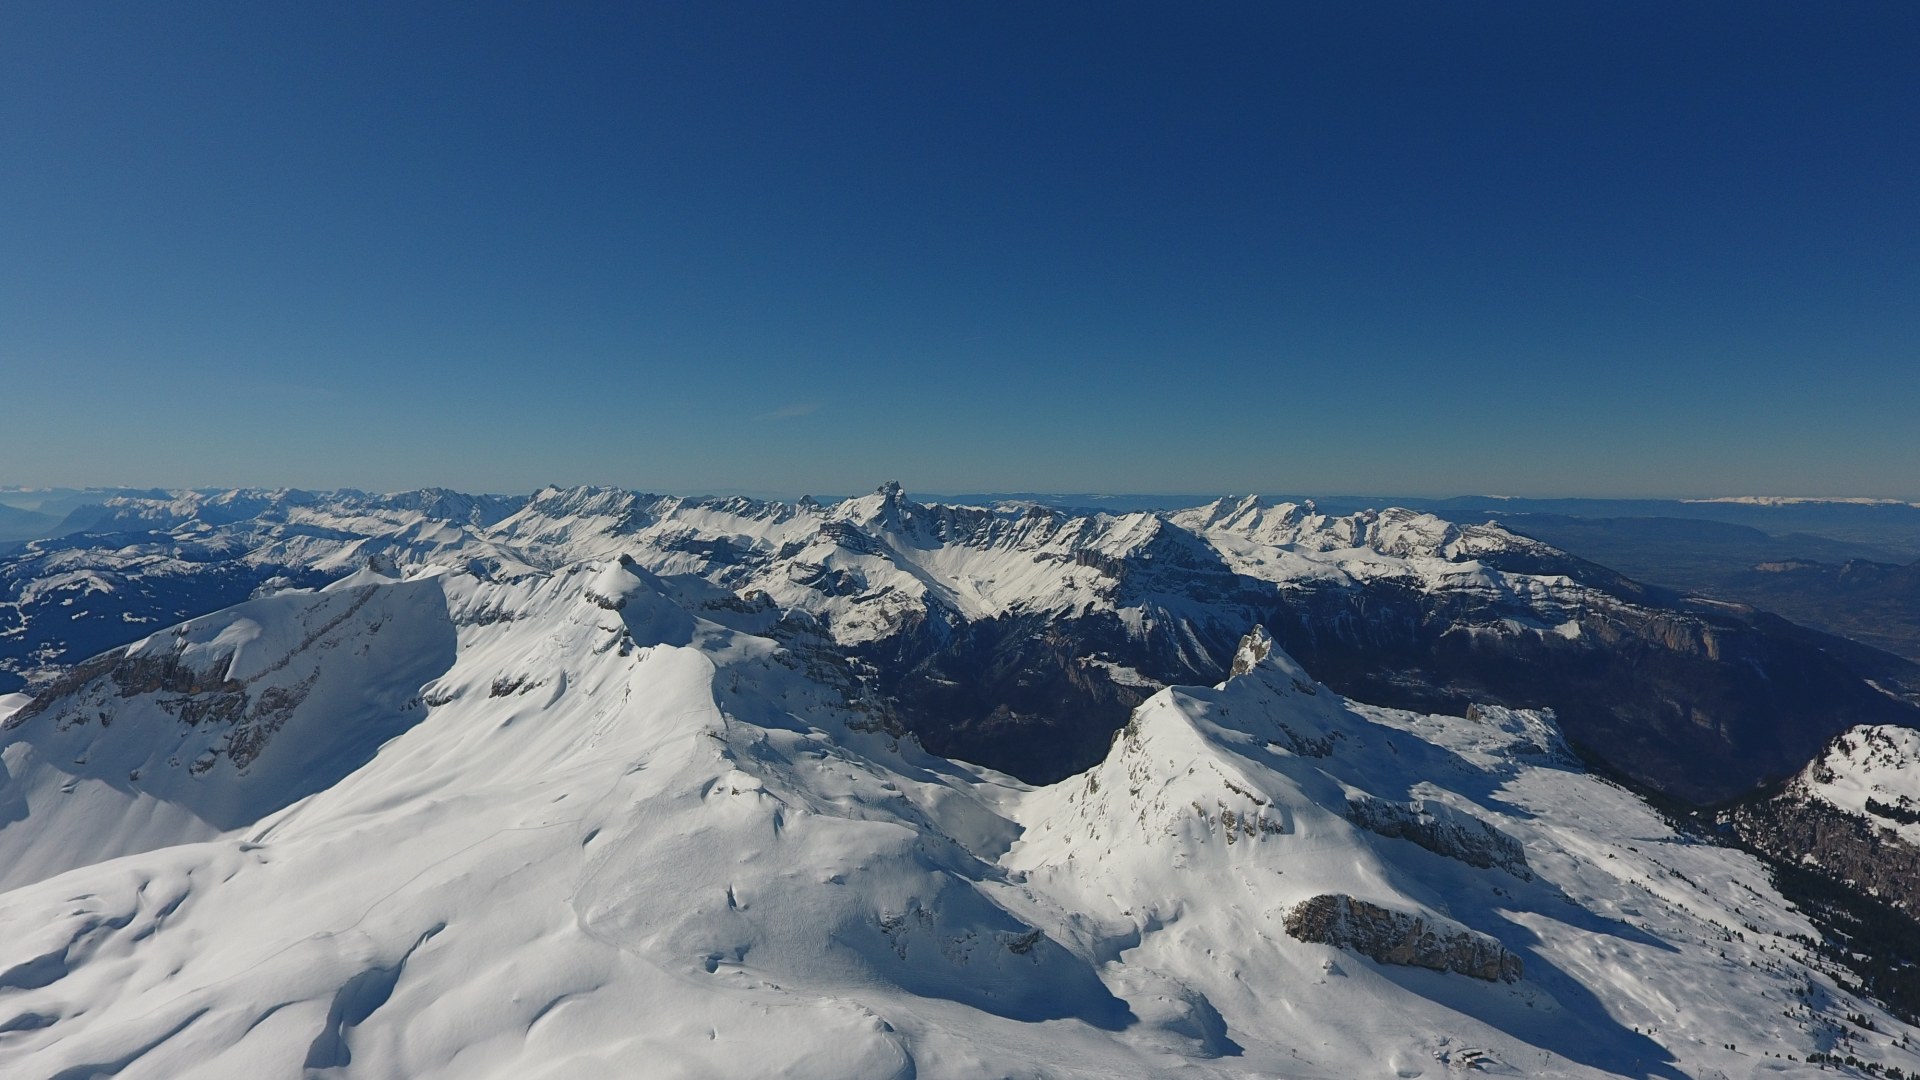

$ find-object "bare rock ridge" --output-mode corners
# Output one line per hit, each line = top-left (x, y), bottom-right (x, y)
(1345, 794), (1532, 879)
(1283, 894), (1524, 983)
(1227, 623), (1273, 677)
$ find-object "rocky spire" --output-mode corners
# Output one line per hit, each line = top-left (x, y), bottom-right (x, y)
(1229, 624), (1275, 678)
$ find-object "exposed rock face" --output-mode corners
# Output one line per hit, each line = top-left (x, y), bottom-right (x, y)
(1228, 624), (1274, 677)
(5, 576), (452, 797)
(10, 628), (321, 775)
(1347, 794), (1531, 879)
(1283, 894), (1523, 982)
(1729, 794), (1920, 911)
(6, 635), (245, 730)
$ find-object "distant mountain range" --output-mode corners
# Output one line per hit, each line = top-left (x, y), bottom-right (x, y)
(942, 493), (1920, 554)
(5, 484), (1916, 806)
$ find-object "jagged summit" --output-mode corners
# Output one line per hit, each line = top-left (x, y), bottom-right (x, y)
(1223, 623), (1333, 707)
(1228, 623), (1273, 676)
(835, 479), (917, 530)
(1182, 491), (1274, 530)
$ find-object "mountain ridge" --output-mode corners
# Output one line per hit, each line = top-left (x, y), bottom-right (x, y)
(3, 483), (1915, 805)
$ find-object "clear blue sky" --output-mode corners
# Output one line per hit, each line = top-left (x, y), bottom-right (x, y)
(3, 2), (1916, 498)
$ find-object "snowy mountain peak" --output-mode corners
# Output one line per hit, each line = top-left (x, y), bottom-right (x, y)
(1813, 724), (1920, 786)
(1795, 724), (1920, 843)
(1224, 623), (1328, 704)
(834, 479), (917, 531)
(1178, 493), (1297, 534)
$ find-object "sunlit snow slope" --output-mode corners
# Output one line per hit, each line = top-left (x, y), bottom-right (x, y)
(1, 561), (1914, 1077)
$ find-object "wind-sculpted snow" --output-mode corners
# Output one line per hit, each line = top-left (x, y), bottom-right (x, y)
(4, 564), (1919, 1076)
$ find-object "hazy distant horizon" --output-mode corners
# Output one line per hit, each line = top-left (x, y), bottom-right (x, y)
(3, 482), (1918, 509)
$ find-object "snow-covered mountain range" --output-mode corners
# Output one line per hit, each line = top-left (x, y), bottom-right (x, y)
(5, 484), (1915, 804)
(5, 551), (1916, 1077)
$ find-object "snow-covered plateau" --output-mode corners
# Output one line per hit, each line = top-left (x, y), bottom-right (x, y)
(3, 548), (1917, 1078)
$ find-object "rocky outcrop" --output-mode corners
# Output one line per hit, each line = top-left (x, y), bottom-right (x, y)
(1228, 624), (1274, 677)
(1725, 727), (1920, 916)
(1731, 795), (1920, 911)
(1284, 894), (1522, 982)
(1722, 780), (1920, 1021)
(1347, 794), (1531, 879)
(6, 636), (243, 730)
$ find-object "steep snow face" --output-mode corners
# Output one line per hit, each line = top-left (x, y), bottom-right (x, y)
(4, 566), (1917, 1077)
(0, 567), (458, 890)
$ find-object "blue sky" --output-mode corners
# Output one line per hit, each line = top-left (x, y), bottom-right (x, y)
(3, 2), (1915, 498)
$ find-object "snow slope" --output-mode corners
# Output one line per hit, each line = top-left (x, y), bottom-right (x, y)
(2, 559), (1914, 1077)
(0, 565), (456, 890)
